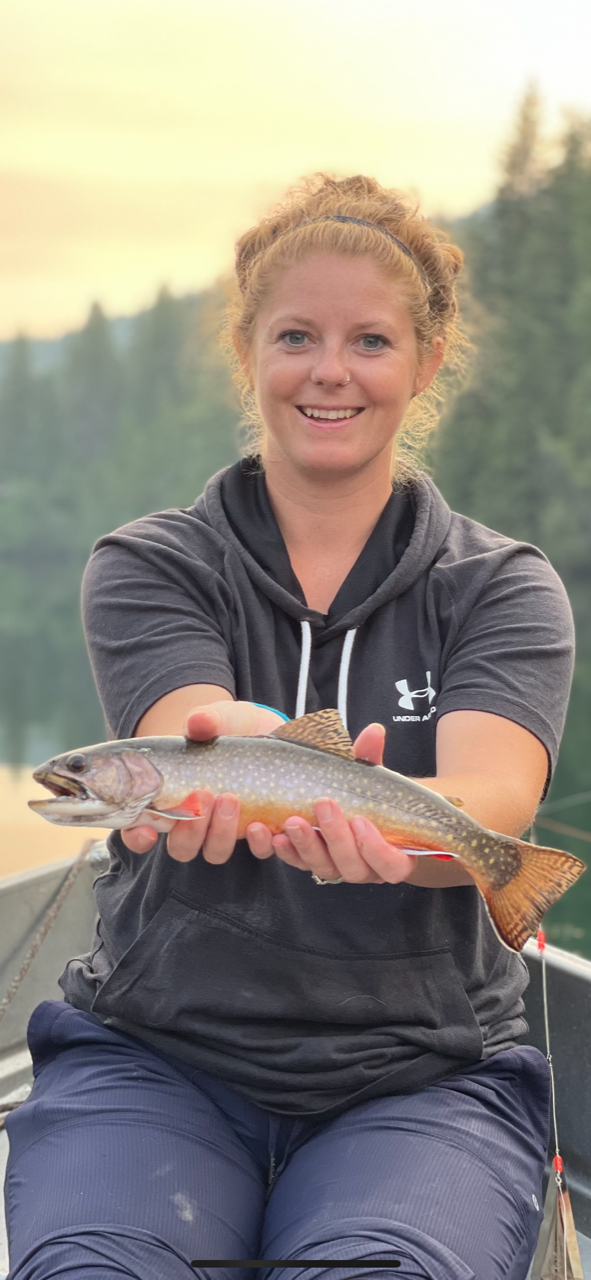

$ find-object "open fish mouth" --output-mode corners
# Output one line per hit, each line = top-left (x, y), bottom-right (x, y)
(28, 768), (115, 823)
(32, 771), (92, 802)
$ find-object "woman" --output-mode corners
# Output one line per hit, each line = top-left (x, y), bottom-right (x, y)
(6, 175), (574, 1279)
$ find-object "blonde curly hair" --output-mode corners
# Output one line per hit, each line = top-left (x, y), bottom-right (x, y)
(223, 173), (467, 478)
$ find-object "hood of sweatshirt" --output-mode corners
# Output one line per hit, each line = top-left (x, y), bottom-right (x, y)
(195, 460), (453, 643)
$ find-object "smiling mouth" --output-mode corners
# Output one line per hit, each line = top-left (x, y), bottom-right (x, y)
(297, 407), (364, 421)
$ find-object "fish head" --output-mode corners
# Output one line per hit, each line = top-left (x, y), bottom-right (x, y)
(28, 743), (163, 827)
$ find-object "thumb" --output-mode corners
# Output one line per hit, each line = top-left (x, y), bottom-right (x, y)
(353, 722), (386, 766)
(185, 700), (285, 740)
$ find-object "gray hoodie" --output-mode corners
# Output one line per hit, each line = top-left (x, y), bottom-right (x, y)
(60, 464), (574, 1115)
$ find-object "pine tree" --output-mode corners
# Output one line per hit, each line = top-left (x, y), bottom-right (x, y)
(434, 101), (591, 952)
(61, 303), (122, 463)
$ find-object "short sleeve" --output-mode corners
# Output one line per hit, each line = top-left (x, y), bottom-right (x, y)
(82, 521), (237, 739)
(436, 548), (575, 778)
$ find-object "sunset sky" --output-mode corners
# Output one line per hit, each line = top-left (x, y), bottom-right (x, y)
(2, 0), (591, 338)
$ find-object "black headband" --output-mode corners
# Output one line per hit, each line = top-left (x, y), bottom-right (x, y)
(290, 215), (430, 288)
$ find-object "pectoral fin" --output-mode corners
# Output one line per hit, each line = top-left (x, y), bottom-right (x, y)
(145, 809), (197, 822)
(145, 791), (203, 821)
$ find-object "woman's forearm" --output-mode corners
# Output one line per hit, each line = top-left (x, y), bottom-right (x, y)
(403, 769), (538, 888)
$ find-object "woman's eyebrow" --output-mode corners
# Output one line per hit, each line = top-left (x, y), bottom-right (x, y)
(350, 319), (397, 330)
(268, 316), (397, 330)
(268, 316), (316, 328)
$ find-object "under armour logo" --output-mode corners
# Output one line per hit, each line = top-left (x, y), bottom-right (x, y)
(395, 671), (436, 711)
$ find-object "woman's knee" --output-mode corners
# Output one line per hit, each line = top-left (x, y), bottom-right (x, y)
(262, 1227), (475, 1280)
(5, 1226), (198, 1280)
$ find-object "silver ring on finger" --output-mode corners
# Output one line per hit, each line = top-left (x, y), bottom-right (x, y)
(311, 873), (344, 885)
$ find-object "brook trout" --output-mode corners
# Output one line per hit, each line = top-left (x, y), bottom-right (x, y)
(29, 708), (584, 952)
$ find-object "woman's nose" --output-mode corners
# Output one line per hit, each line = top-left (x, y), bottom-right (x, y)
(310, 347), (350, 387)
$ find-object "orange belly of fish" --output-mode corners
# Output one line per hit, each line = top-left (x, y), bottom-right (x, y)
(236, 799), (318, 837)
(236, 799), (447, 852)
(157, 792), (451, 854)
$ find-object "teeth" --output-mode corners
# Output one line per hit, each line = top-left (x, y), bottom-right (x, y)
(301, 408), (360, 419)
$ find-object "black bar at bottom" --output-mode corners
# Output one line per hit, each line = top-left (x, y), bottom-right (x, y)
(190, 1262), (401, 1269)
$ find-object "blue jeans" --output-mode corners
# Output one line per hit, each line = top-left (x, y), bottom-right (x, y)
(4, 1001), (549, 1280)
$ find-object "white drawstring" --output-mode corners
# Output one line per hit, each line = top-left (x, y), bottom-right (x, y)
(337, 628), (357, 731)
(295, 622), (357, 728)
(295, 620), (312, 718)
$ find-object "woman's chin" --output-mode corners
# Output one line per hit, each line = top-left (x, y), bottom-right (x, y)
(264, 418), (396, 479)
(292, 450), (389, 485)
(286, 440), (364, 472)
(289, 433), (393, 477)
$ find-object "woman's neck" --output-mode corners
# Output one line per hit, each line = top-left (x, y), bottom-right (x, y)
(264, 456), (395, 613)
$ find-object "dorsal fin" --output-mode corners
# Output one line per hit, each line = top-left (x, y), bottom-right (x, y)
(269, 709), (355, 760)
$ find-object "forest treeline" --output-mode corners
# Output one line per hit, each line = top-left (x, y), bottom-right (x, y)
(435, 95), (591, 818)
(1, 96), (590, 946)
(0, 286), (240, 759)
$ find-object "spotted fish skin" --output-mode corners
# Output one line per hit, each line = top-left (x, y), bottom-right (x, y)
(152, 736), (517, 887)
(28, 710), (585, 952)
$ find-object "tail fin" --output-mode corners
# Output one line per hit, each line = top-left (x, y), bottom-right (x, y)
(470, 841), (585, 952)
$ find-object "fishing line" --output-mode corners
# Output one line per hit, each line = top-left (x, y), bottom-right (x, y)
(528, 805), (583, 1279)
(538, 927), (568, 1279)
(537, 790), (591, 817)
(534, 808), (566, 1276)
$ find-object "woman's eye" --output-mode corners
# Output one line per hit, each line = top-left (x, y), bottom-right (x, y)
(279, 331), (308, 347)
(359, 334), (387, 351)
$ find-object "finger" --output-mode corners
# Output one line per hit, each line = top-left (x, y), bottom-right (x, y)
(131, 808), (176, 835)
(349, 817), (417, 884)
(166, 790), (215, 862)
(201, 792), (241, 864)
(313, 799), (383, 883)
(185, 700), (284, 741)
(121, 825), (159, 855)
(272, 833), (312, 871)
(246, 822), (275, 859)
(184, 705), (224, 741)
(353, 722), (386, 765)
(282, 818), (342, 880)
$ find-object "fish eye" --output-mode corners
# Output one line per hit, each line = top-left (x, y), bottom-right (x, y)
(66, 753), (88, 773)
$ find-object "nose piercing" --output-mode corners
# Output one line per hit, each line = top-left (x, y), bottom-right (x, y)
(342, 374), (351, 385)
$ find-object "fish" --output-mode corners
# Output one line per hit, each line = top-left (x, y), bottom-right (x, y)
(28, 708), (585, 952)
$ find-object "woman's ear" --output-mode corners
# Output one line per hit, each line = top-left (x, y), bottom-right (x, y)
(413, 336), (445, 397)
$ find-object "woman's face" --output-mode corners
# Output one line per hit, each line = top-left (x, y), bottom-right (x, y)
(245, 252), (443, 479)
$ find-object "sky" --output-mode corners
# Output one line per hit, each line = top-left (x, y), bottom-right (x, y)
(2, 0), (591, 339)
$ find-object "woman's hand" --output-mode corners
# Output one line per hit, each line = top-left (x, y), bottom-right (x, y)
(252, 721), (417, 886)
